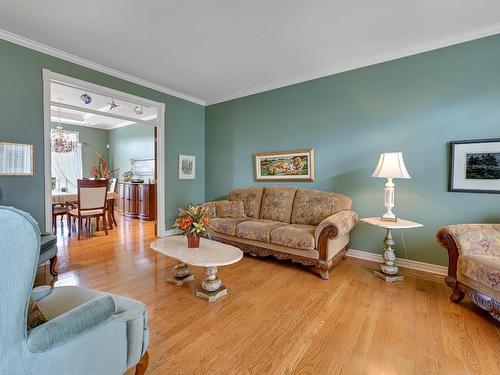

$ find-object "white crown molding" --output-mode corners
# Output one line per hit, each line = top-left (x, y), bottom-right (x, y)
(0, 28), (206, 106)
(206, 22), (500, 105)
(346, 248), (447, 276)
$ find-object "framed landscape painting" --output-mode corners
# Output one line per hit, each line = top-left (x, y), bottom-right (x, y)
(255, 148), (314, 181)
(449, 138), (500, 194)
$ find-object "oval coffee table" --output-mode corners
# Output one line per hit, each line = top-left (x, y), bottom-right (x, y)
(150, 236), (243, 302)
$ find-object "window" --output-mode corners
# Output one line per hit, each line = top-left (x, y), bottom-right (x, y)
(51, 130), (82, 191)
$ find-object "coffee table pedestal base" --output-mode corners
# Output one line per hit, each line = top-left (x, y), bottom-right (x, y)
(168, 261), (195, 286)
(196, 285), (227, 302)
(196, 266), (228, 302)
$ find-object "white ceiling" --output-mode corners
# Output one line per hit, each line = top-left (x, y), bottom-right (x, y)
(51, 82), (157, 130)
(1, 1), (500, 105)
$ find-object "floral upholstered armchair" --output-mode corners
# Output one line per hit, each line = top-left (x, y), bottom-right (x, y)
(436, 224), (499, 321)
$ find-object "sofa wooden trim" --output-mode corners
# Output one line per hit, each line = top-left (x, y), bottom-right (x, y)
(437, 231), (500, 321)
(212, 223), (349, 280)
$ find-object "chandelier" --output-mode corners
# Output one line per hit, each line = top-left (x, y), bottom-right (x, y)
(51, 106), (79, 153)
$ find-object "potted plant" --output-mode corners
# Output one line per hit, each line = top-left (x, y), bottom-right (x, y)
(173, 204), (210, 248)
(90, 153), (117, 179)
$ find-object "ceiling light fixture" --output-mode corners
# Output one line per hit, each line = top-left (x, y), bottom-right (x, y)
(51, 103), (79, 153)
(134, 105), (144, 115)
(50, 107), (78, 154)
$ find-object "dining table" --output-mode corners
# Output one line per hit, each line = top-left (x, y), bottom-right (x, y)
(51, 190), (118, 204)
(51, 190), (119, 230)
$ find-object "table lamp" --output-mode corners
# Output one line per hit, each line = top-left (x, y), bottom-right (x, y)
(371, 152), (411, 222)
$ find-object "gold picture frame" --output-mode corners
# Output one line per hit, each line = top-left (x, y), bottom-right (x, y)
(255, 148), (314, 181)
(0, 142), (34, 176)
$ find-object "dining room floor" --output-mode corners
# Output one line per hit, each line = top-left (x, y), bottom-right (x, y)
(35, 216), (500, 375)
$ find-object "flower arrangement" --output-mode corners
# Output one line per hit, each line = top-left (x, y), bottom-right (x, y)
(173, 204), (210, 248)
(90, 153), (117, 179)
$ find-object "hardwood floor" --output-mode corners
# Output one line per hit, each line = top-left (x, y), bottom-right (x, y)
(36, 217), (500, 375)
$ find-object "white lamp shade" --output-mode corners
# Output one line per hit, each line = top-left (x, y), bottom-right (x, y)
(371, 152), (411, 179)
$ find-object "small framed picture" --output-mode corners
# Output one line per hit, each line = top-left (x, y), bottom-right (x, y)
(255, 148), (314, 181)
(0, 142), (34, 176)
(178, 154), (196, 180)
(449, 138), (500, 194)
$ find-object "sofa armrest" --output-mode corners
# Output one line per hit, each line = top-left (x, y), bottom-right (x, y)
(436, 224), (500, 279)
(315, 210), (359, 247)
(27, 295), (116, 353)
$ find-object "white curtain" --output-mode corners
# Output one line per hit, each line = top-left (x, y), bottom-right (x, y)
(51, 145), (83, 192)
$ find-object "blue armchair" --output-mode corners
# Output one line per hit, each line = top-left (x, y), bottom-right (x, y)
(0, 206), (149, 375)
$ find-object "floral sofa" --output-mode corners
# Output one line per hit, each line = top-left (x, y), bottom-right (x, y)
(204, 186), (359, 279)
(436, 224), (500, 321)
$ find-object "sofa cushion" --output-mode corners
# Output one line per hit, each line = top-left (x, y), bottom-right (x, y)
(209, 218), (250, 236)
(202, 202), (216, 218)
(458, 255), (500, 292)
(229, 187), (264, 219)
(333, 193), (352, 212)
(270, 224), (316, 250)
(214, 200), (246, 218)
(40, 233), (57, 253)
(236, 220), (287, 242)
(291, 188), (336, 225)
(259, 187), (297, 223)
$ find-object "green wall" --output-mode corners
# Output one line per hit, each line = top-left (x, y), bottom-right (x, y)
(0, 39), (205, 230)
(109, 124), (155, 180)
(206, 34), (500, 266)
(51, 122), (109, 177)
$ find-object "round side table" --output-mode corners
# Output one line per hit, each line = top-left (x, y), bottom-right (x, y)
(361, 217), (423, 282)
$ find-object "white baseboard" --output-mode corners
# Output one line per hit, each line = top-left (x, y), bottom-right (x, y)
(162, 228), (182, 237)
(346, 249), (447, 276)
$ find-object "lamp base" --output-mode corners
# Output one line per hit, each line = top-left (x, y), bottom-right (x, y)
(380, 216), (398, 222)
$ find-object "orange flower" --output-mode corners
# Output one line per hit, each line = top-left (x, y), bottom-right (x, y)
(176, 216), (193, 231)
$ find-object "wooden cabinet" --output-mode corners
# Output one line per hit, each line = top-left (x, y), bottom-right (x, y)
(118, 183), (156, 221)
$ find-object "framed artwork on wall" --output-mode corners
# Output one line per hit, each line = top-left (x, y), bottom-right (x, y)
(178, 154), (196, 180)
(449, 138), (500, 194)
(130, 158), (155, 176)
(255, 148), (314, 181)
(0, 142), (34, 176)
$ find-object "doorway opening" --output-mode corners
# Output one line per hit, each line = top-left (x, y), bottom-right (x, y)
(42, 70), (166, 240)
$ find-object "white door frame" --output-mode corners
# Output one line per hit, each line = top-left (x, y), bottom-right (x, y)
(42, 69), (167, 237)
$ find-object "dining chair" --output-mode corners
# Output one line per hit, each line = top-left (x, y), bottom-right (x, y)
(51, 203), (66, 233)
(107, 177), (118, 229)
(67, 179), (109, 240)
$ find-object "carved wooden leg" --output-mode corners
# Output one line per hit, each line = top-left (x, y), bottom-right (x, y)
(317, 262), (329, 280)
(67, 214), (72, 236)
(103, 214), (108, 235)
(450, 287), (465, 303)
(111, 203), (118, 226)
(78, 217), (82, 240)
(49, 255), (58, 277)
(135, 351), (149, 375)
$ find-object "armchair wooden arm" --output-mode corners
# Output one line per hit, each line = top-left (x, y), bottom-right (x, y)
(436, 225), (500, 321)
